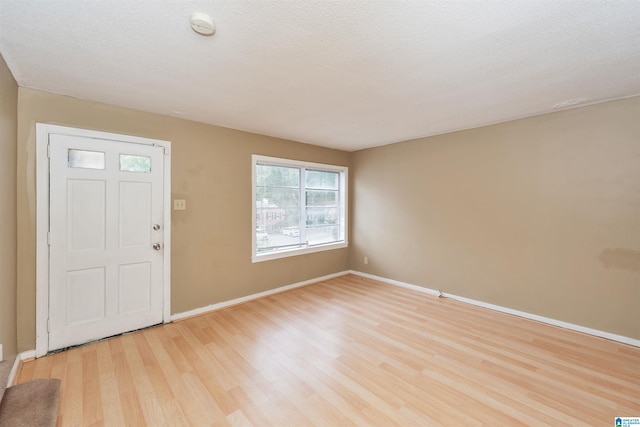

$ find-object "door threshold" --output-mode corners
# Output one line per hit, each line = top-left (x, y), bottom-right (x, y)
(46, 322), (165, 355)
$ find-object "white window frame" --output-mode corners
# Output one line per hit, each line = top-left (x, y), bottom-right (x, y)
(252, 155), (348, 263)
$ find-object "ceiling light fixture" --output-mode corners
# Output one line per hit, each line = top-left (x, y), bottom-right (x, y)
(190, 12), (216, 36)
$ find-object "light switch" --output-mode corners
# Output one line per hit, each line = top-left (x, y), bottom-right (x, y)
(174, 199), (186, 210)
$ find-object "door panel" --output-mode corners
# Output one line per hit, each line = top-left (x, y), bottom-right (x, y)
(48, 134), (165, 351)
(68, 180), (106, 251)
(120, 181), (152, 248)
(66, 267), (106, 325)
(118, 262), (152, 313)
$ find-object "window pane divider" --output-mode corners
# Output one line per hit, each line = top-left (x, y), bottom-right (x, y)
(299, 168), (306, 245)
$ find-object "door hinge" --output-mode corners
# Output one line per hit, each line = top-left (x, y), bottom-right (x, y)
(47, 232), (51, 245)
(47, 318), (50, 332)
(47, 144), (51, 158)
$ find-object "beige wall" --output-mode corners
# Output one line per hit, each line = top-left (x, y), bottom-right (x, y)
(16, 88), (351, 352)
(350, 97), (640, 339)
(11, 85), (640, 352)
(0, 54), (18, 360)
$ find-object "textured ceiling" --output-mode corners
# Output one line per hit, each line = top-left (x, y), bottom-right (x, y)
(1, 1), (639, 151)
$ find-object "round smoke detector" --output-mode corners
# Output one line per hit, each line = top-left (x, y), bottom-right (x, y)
(190, 12), (216, 36)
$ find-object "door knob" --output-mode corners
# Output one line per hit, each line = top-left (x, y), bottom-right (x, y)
(153, 224), (161, 230)
(153, 243), (162, 250)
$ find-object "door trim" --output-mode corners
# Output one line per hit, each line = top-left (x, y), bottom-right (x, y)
(35, 124), (172, 358)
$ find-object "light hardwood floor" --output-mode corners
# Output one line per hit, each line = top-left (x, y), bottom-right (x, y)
(17, 274), (640, 426)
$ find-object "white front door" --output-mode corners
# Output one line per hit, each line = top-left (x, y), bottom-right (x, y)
(48, 133), (165, 351)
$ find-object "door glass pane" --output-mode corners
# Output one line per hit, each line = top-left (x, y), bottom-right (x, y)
(68, 149), (105, 169)
(120, 154), (151, 173)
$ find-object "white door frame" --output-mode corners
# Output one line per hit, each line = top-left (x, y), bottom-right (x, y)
(35, 123), (172, 357)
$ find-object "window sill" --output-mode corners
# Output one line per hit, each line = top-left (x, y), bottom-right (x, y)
(252, 241), (348, 263)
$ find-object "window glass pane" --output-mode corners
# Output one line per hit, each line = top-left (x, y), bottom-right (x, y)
(307, 225), (340, 246)
(256, 164), (299, 187)
(257, 225), (304, 254)
(68, 149), (105, 169)
(256, 191), (298, 225)
(120, 154), (151, 173)
(256, 229), (269, 251)
(306, 206), (339, 226)
(256, 164), (301, 252)
(257, 188), (299, 211)
(306, 170), (338, 190)
(306, 190), (338, 208)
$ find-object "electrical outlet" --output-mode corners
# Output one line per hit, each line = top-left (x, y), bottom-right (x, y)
(174, 199), (186, 210)
(363, 256), (368, 264)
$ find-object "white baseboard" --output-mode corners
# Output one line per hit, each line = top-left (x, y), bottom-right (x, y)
(23, 268), (636, 370)
(171, 270), (351, 321)
(350, 270), (442, 297)
(6, 350), (36, 387)
(349, 270), (640, 348)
